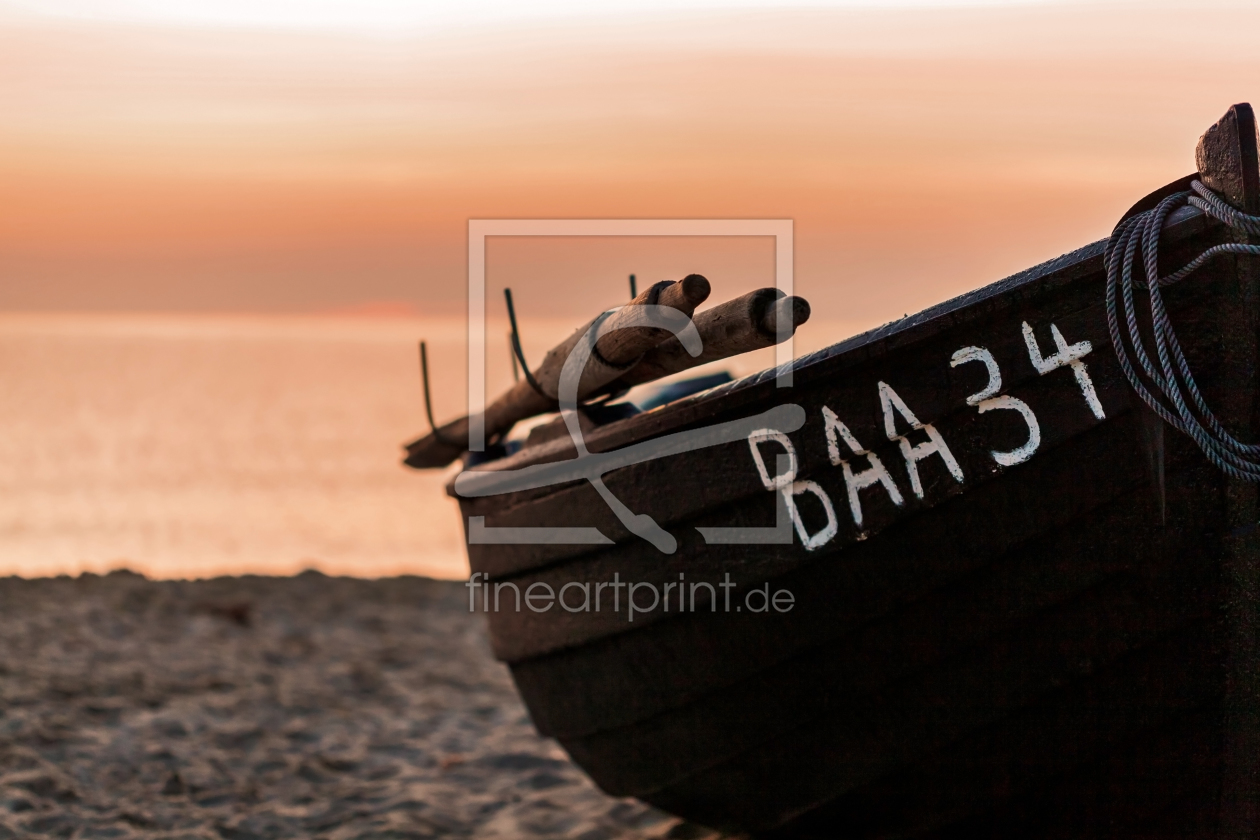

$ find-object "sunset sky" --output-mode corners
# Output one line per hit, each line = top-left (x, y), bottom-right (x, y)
(5, 0), (1259, 327)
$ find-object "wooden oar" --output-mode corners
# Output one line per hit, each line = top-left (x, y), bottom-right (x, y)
(526, 274), (712, 397)
(404, 275), (711, 468)
(606, 288), (810, 390)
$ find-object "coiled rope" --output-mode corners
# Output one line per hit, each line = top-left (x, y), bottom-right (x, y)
(1105, 180), (1260, 481)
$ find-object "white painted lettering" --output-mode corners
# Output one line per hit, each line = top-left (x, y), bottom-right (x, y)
(783, 480), (838, 550)
(822, 406), (904, 528)
(977, 396), (1041, 466)
(950, 346), (1002, 404)
(746, 427), (835, 550)
(1022, 321), (1105, 420)
(878, 381), (964, 498)
(951, 346), (1042, 467)
(747, 429), (797, 490)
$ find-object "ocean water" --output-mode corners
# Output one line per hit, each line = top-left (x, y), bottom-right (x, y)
(0, 312), (864, 580)
(0, 313), (473, 580)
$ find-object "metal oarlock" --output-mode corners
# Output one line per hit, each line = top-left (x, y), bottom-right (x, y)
(503, 288), (548, 398)
(418, 341), (460, 447)
(508, 333), (520, 383)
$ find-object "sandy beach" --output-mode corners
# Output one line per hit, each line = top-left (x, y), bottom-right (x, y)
(0, 571), (723, 840)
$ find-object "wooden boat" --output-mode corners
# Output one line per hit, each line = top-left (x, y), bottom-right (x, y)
(414, 105), (1260, 837)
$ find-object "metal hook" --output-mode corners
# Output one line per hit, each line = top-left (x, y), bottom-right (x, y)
(508, 332), (520, 383)
(504, 288), (550, 399)
(629, 273), (637, 299)
(418, 341), (460, 447)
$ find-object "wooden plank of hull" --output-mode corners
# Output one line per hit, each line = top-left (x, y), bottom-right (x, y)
(647, 625), (1223, 836)
(508, 410), (1214, 741)
(553, 479), (1217, 799)
(770, 709), (1225, 838)
(920, 708), (1224, 840)
(516, 445), (1227, 833)
(479, 359), (1138, 662)
(545, 446), (1226, 828)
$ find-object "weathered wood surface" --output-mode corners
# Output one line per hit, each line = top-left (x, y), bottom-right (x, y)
(1197, 102), (1260, 214)
(514, 290), (810, 452)
(506, 410), (1210, 738)
(500, 414), (1229, 836)
(608, 289), (810, 388)
(527, 273), (712, 380)
(556, 478), (1218, 791)
(404, 275), (711, 468)
(704, 626), (1224, 837)
(1201, 103), (1260, 840)
(535, 401), (1228, 829)
(493, 239), (1241, 833)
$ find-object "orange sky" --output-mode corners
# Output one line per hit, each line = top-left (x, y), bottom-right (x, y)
(3, 3), (1260, 325)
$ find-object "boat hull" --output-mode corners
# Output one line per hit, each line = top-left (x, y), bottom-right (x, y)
(454, 204), (1259, 836)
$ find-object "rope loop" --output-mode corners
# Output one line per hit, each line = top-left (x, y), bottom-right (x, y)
(1188, 180), (1260, 236)
(1104, 180), (1260, 481)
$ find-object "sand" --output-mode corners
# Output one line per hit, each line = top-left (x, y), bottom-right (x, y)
(0, 572), (724, 840)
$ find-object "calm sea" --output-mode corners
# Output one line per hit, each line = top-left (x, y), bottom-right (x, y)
(0, 313), (476, 580)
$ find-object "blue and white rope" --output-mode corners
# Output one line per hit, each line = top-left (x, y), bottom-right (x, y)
(1105, 180), (1260, 481)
